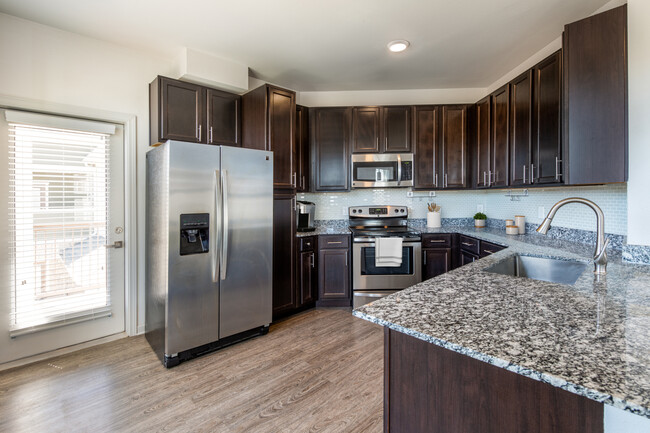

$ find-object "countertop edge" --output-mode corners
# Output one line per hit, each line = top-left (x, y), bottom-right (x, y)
(352, 309), (650, 419)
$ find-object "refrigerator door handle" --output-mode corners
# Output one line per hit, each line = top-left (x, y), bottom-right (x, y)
(220, 170), (230, 280)
(213, 170), (222, 283)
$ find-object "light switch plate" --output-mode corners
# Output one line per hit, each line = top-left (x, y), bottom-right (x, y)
(538, 206), (546, 219)
(477, 204), (484, 213)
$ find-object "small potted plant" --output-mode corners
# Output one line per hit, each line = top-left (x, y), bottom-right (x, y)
(473, 212), (487, 228)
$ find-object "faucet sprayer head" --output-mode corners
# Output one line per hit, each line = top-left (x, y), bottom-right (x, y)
(536, 218), (553, 235)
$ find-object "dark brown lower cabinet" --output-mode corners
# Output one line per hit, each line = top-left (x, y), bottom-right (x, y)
(272, 194), (296, 319)
(423, 248), (452, 280)
(384, 328), (603, 433)
(297, 236), (317, 307)
(461, 250), (478, 266)
(316, 235), (351, 307)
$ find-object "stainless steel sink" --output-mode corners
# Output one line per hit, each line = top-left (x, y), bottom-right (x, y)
(483, 254), (588, 285)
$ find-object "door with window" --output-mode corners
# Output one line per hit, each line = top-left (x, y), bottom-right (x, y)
(0, 109), (125, 364)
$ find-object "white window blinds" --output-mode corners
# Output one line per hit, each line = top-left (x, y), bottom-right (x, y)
(7, 110), (116, 336)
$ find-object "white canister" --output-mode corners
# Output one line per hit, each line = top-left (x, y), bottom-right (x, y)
(515, 215), (526, 234)
(506, 225), (519, 235)
(505, 219), (514, 226)
(427, 211), (442, 228)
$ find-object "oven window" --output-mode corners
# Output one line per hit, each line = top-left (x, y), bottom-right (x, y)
(361, 246), (413, 275)
(353, 162), (397, 182)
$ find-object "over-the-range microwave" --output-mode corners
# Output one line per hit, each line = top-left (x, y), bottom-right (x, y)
(351, 153), (413, 188)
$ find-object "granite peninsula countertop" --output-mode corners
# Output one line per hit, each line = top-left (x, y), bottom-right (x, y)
(353, 226), (650, 419)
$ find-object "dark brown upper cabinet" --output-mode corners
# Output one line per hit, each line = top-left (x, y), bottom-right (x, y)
(533, 51), (563, 184)
(383, 106), (412, 152)
(491, 84), (510, 187)
(509, 71), (533, 187)
(475, 96), (491, 188)
(441, 105), (468, 189)
(563, 4), (627, 185)
(295, 105), (310, 192)
(311, 107), (352, 192)
(352, 106), (381, 153)
(242, 84), (297, 190)
(150, 76), (241, 147)
(352, 106), (412, 153)
(413, 106), (439, 189)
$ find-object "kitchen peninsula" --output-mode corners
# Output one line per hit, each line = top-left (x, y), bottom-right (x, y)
(353, 227), (650, 432)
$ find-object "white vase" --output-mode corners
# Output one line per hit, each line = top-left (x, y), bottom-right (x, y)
(427, 211), (441, 228)
(474, 219), (486, 228)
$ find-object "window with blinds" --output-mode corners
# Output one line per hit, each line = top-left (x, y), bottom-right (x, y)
(7, 110), (116, 336)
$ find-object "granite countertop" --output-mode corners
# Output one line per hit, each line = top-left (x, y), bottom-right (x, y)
(296, 221), (350, 237)
(353, 226), (650, 419)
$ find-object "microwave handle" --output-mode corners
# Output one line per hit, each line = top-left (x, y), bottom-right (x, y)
(397, 154), (402, 186)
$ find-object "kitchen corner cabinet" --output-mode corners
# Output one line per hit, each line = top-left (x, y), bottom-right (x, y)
(310, 107), (351, 192)
(242, 84), (297, 190)
(272, 194), (296, 320)
(149, 76), (241, 147)
(351, 106), (411, 154)
(316, 235), (351, 307)
(563, 5), (627, 185)
(295, 105), (310, 192)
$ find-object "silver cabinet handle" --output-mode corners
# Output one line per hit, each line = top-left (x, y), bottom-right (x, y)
(530, 164), (535, 184)
(310, 252), (315, 268)
(209, 126), (214, 143)
(292, 172), (297, 188)
(220, 170), (229, 280)
(484, 249), (495, 254)
(461, 242), (474, 247)
(555, 156), (562, 180)
(105, 241), (123, 249)
(435, 173), (438, 188)
(198, 124), (202, 142)
(487, 170), (492, 187)
(523, 164), (527, 184)
(302, 175), (306, 190)
(483, 171), (487, 187)
(444, 173), (448, 188)
(429, 239), (446, 243)
(328, 241), (343, 244)
(423, 253), (427, 265)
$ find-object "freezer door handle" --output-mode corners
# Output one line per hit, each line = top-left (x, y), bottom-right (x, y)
(213, 170), (222, 283)
(220, 169), (230, 280)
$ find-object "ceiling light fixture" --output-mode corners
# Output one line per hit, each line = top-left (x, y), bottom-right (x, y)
(387, 40), (410, 53)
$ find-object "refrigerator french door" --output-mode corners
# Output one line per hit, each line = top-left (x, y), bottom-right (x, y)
(146, 141), (273, 367)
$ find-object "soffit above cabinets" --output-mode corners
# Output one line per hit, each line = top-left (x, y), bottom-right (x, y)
(0, 0), (613, 92)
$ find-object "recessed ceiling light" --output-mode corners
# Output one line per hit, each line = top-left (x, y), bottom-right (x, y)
(387, 40), (410, 53)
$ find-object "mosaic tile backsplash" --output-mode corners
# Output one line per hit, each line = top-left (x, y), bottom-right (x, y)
(299, 183), (627, 235)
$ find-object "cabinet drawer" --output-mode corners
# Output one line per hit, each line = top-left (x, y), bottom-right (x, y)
(299, 236), (315, 252)
(422, 234), (452, 248)
(459, 235), (480, 255)
(319, 235), (350, 249)
(480, 241), (506, 258)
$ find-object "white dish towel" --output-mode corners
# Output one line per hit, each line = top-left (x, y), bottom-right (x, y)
(375, 237), (403, 267)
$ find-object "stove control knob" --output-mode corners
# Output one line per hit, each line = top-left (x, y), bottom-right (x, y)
(352, 209), (356, 214)
(400, 209), (405, 213)
(358, 208), (362, 213)
(394, 209), (399, 213)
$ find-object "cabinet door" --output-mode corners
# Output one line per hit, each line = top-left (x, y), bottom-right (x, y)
(441, 105), (467, 189)
(491, 84), (510, 187)
(510, 71), (533, 186)
(318, 248), (350, 304)
(423, 248), (451, 280)
(475, 96), (491, 188)
(295, 105), (310, 192)
(206, 88), (240, 147)
(413, 106), (439, 189)
(461, 251), (478, 266)
(159, 77), (204, 143)
(383, 106), (412, 152)
(352, 107), (380, 153)
(534, 51), (562, 184)
(563, 5), (627, 184)
(298, 250), (316, 306)
(311, 108), (351, 191)
(272, 195), (296, 318)
(268, 87), (296, 190)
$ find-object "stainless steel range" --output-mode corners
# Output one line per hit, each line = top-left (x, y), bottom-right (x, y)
(349, 205), (422, 308)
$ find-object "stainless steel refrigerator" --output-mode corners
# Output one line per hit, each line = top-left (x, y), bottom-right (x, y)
(145, 140), (273, 367)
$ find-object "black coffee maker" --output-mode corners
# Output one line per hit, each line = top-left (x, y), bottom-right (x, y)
(296, 201), (316, 232)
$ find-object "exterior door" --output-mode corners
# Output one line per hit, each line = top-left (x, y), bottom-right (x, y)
(0, 108), (125, 365)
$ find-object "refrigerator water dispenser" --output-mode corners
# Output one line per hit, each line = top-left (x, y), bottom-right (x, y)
(180, 213), (209, 255)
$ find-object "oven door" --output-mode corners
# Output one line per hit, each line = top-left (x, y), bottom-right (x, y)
(352, 241), (422, 291)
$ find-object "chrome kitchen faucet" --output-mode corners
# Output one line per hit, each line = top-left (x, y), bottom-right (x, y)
(536, 198), (610, 275)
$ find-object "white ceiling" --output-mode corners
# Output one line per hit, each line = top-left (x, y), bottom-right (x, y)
(0, 0), (612, 92)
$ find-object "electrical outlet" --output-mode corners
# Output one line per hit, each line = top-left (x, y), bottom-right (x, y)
(407, 191), (414, 197)
(538, 206), (546, 219)
(477, 204), (484, 213)
(342, 206), (348, 216)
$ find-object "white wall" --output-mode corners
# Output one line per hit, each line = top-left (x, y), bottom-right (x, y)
(299, 87), (485, 107)
(627, 0), (650, 246)
(0, 13), (177, 343)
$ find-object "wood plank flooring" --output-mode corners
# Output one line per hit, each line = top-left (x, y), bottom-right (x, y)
(0, 308), (384, 433)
